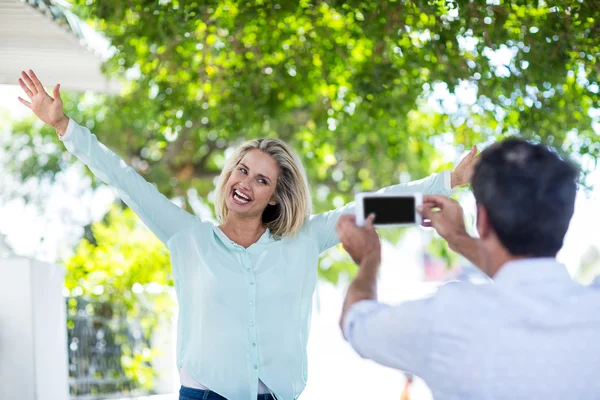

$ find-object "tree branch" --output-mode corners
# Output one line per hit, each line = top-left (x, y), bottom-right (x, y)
(163, 121), (198, 165)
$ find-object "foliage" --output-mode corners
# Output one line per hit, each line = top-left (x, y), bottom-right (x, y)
(64, 205), (175, 391)
(576, 245), (600, 285)
(4, 0), (600, 281)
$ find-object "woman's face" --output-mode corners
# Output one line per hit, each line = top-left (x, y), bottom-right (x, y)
(225, 149), (280, 219)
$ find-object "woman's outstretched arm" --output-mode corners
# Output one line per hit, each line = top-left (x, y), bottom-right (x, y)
(309, 147), (478, 253)
(18, 70), (199, 245)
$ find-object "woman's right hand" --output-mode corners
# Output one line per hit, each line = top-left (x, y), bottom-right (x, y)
(18, 69), (69, 135)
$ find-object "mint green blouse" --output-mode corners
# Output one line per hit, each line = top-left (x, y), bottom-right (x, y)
(60, 119), (452, 400)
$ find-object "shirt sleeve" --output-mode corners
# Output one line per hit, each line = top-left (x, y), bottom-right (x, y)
(308, 171), (454, 253)
(343, 298), (435, 378)
(60, 118), (199, 245)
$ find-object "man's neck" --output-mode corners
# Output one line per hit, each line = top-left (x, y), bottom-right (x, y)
(489, 254), (534, 278)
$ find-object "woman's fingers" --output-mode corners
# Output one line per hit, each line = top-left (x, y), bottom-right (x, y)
(18, 96), (32, 109)
(52, 84), (62, 104)
(20, 71), (37, 95)
(28, 70), (47, 95)
(18, 78), (33, 98)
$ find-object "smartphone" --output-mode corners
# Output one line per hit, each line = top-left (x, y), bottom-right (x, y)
(355, 192), (422, 227)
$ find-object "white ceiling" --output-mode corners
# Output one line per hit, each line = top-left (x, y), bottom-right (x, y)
(0, 0), (121, 94)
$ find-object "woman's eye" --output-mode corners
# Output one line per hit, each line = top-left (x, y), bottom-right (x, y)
(239, 167), (247, 174)
(258, 179), (267, 185)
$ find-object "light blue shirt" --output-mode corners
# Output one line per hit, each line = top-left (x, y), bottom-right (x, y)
(344, 258), (600, 400)
(60, 119), (452, 400)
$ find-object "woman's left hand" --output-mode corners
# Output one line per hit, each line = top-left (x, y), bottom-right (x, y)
(451, 146), (479, 187)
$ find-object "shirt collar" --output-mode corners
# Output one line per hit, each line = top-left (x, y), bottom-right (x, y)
(213, 225), (273, 249)
(256, 228), (272, 244)
(493, 257), (572, 286)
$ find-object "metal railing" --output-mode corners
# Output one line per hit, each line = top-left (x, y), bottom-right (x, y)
(67, 298), (150, 399)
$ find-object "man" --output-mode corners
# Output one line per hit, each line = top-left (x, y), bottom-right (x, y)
(336, 139), (600, 399)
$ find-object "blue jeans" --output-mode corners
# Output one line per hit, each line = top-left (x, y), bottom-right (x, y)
(179, 386), (276, 400)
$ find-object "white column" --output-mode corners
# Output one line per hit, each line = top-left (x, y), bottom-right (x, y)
(0, 255), (70, 400)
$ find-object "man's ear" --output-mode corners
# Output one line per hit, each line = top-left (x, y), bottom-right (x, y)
(476, 204), (492, 239)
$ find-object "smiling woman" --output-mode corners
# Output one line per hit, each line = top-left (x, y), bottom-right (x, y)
(16, 69), (476, 400)
(215, 138), (312, 242)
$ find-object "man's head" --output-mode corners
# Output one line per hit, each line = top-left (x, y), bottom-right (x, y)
(472, 138), (579, 274)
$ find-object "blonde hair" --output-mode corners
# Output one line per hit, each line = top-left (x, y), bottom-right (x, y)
(215, 138), (312, 238)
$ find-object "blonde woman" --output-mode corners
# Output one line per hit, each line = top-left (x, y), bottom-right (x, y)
(18, 70), (476, 400)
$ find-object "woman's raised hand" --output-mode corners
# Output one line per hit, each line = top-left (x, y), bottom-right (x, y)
(450, 145), (479, 187)
(18, 70), (69, 135)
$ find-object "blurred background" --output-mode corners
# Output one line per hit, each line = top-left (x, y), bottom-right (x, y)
(0, 0), (599, 399)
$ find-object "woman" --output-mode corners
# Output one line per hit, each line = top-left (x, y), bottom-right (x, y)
(18, 70), (476, 400)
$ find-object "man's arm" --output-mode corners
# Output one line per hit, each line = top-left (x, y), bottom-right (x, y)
(342, 296), (435, 377)
(336, 214), (381, 330)
(335, 214), (437, 378)
(340, 255), (380, 333)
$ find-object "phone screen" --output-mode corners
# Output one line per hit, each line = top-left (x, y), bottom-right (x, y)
(363, 196), (416, 225)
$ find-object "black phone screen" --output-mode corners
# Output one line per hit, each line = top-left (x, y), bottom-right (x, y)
(363, 196), (416, 225)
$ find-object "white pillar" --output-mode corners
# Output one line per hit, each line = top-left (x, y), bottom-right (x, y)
(0, 255), (70, 400)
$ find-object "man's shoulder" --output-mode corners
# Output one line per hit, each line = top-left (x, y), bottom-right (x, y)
(427, 278), (505, 321)
(436, 278), (494, 296)
(423, 281), (499, 341)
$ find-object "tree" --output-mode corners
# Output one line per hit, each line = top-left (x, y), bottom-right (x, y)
(577, 245), (600, 285)
(64, 205), (175, 391)
(4, 0), (599, 282)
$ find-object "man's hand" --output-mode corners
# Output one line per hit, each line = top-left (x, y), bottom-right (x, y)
(336, 214), (381, 266)
(451, 146), (479, 187)
(417, 195), (468, 246)
(418, 195), (484, 270)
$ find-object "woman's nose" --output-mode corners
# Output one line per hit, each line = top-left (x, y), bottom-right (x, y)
(240, 175), (252, 189)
